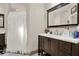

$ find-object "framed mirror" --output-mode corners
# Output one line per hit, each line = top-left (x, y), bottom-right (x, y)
(47, 3), (79, 28)
(0, 14), (4, 28)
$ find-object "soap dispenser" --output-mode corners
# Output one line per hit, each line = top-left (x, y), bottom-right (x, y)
(75, 25), (79, 38)
(72, 25), (79, 38)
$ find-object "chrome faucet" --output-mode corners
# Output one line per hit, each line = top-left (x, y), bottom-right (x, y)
(54, 30), (58, 35)
(54, 30), (62, 36)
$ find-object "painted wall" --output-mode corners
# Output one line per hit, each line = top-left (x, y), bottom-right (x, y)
(27, 3), (46, 53)
(45, 3), (60, 10)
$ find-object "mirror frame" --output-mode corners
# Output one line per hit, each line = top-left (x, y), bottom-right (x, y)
(47, 3), (79, 28)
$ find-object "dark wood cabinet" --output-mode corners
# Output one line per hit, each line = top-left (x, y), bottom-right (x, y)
(38, 35), (79, 56)
(0, 34), (5, 53)
(43, 37), (50, 53)
(58, 40), (72, 56)
(50, 39), (58, 56)
(71, 43), (79, 56)
(38, 36), (51, 55)
(0, 34), (5, 48)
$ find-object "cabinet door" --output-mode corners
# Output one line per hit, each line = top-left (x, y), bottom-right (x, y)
(72, 44), (79, 56)
(43, 37), (51, 53)
(0, 34), (5, 50)
(50, 39), (58, 56)
(59, 41), (72, 56)
(40, 36), (44, 50)
(0, 34), (5, 46)
(38, 36), (44, 55)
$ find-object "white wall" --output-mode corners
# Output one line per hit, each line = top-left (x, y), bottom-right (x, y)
(45, 3), (60, 10)
(27, 3), (46, 53)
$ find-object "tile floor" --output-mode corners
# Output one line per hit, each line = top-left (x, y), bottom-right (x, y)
(31, 53), (38, 56)
(0, 53), (38, 56)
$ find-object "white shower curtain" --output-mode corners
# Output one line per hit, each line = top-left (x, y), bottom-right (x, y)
(7, 11), (27, 54)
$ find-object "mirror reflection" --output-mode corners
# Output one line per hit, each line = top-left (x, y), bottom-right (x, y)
(48, 3), (77, 27)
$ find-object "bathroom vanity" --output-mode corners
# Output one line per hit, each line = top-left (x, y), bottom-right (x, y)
(38, 34), (79, 56)
(38, 3), (79, 56)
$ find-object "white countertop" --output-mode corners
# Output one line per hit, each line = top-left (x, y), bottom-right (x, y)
(39, 33), (79, 44)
